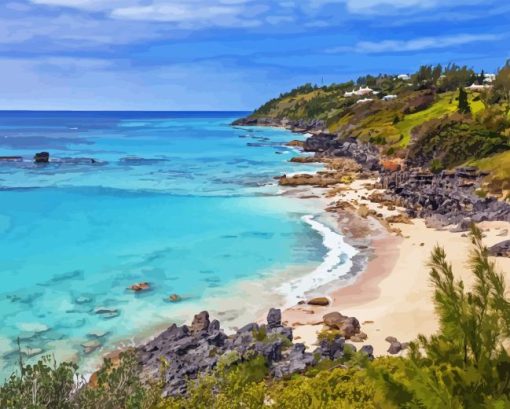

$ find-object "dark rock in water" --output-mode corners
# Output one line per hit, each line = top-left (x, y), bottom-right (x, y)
(34, 152), (49, 163)
(267, 308), (282, 329)
(191, 311), (210, 334)
(0, 156), (22, 162)
(489, 240), (510, 258)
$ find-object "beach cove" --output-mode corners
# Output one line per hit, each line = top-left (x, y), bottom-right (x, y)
(0, 111), (359, 377)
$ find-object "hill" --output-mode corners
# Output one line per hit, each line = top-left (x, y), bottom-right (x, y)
(238, 62), (510, 198)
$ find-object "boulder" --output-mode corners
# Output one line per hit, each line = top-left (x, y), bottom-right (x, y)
(191, 311), (210, 334)
(489, 240), (510, 258)
(34, 152), (50, 163)
(267, 308), (282, 329)
(323, 312), (347, 329)
(387, 341), (402, 355)
(307, 297), (330, 306)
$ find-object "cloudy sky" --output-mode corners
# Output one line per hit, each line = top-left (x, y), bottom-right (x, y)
(0, 0), (509, 110)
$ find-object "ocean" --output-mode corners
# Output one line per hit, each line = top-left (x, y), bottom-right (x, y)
(0, 111), (355, 376)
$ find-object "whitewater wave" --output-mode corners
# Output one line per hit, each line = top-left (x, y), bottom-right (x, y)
(278, 214), (357, 307)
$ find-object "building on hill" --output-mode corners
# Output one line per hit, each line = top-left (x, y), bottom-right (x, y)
(397, 74), (411, 81)
(356, 98), (373, 104)
(383, 94), (397, 101)
(467, 83), (492, 92)
(483, 73), (496, 83)
(345, 86), (374, 97)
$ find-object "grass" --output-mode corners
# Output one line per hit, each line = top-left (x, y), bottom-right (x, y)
(472, 150), (510, 194)
(394, 92), (457, 147)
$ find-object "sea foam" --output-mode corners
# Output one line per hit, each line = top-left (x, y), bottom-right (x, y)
(279, 214), (357, 307)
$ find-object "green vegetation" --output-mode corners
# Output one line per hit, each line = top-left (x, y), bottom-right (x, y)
(246, 60), (510, 193)
(2, 227), (510, 408)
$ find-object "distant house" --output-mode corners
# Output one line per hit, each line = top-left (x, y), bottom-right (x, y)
(383, 94), (397, 101)
(356, 98), (373, 104)
(344, 86), (374, 97)
(467, 83), (492, 92)
(397, 74), (410, 81)
(356, 86), (374, 96)
(483, 73), (496, 83)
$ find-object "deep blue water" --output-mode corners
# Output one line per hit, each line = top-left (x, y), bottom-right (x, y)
(0, 111), (330, 375)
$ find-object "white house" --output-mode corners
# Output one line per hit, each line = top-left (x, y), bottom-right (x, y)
(397, 74), (410, 81)
(466, 83), (492, 92)
(356, 86), (374, 96)
(383, 94), (397, 101)
(356, 98), (373, 104)
(483, 73), (496, 83)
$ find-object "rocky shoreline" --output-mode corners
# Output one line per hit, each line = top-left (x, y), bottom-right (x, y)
(234, 116), (510, 226)
(136, 308), (374, 397)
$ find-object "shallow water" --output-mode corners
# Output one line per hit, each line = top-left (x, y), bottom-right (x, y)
(0, 111), (351, 376)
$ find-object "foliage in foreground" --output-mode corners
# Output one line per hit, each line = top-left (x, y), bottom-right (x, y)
(1, 226), (510, 408)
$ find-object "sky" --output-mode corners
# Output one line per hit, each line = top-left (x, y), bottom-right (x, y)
(0, 0), (509, 110)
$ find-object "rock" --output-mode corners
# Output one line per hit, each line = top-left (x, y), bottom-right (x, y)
(286, 140), (305, 148)
(350, 332), (368, 342)
(360, 345), (374, 358)
(94, 307), (120, 318)
(169, 294), (182, 303)
(88, 330), (109, 338)
(136, 308), (375, 397)
(267, 308), (282, 329)
(488, 240), (510, 258)
(129, 282), (150, 292)
(385, 336), (398, 343)
(386, 214), (412, 224)
(191, 311), (210, 334)
(81, 340), (101, 354)
(34, 152), (49, 163)
(323, 312), (347, 329)
(237, 323), (259, 334)
(387, 341), (402, 355)
(0, 156), (22, 162)
(307, 297), (330, 306)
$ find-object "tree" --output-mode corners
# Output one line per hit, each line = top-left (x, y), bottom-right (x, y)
(458, 87), (471, 114)
(494, 60), (510, 113)
(371, 226), (510, 408)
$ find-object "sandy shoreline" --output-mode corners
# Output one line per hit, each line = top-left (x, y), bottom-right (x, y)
(283, 178), (510, 356)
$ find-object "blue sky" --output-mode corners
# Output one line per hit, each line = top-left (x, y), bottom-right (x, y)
(0, 0), (509, 110)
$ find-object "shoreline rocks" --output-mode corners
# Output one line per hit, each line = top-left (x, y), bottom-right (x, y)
(136, 308), (371, 396)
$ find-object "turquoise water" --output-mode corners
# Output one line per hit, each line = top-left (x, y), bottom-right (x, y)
(0, 111), (330, 375)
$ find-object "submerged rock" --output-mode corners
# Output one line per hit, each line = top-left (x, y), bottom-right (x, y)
(129, 282), (151, 292)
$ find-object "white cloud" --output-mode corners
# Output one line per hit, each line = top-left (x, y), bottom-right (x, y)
(327, 33), (500, 54)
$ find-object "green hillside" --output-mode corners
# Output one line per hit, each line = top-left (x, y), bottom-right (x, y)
(247, 62), (510, 194)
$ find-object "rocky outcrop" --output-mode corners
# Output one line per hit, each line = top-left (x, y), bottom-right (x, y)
(34, 152), (49, 163)
(323, 312), (361, 339)
(489, 240), (510, 258)
(136, 308), (371, 396)
(379, 167), (510, 227)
